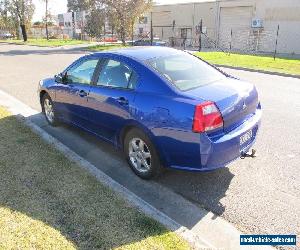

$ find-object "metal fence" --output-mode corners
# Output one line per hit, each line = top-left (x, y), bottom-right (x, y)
(159, 25), (300, 58)
(215, 27), (281, 54)
(29, 26), (90, 40)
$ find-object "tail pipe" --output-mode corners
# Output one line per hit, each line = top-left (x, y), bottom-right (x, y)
(241, 149), (256, 159)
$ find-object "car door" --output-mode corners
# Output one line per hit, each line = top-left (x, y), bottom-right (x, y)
(54, 57), (99, 127)
(87, 58), (139, 142)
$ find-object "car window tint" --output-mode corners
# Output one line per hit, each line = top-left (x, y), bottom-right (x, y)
(97, 59), (136, 89)
(106, 60), (120, 68)
(148, 54), (226, 91)
(67, 59), (98, 85)
(165, 58), (192, 71)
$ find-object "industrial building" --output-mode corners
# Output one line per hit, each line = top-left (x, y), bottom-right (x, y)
(136, 0), (300, 54)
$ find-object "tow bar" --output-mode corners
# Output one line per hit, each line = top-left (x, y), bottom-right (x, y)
(241, 149), (256, 159)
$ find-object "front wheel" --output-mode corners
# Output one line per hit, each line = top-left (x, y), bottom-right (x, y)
(42, 93), (58, 126)
(124, 128), (163, 179)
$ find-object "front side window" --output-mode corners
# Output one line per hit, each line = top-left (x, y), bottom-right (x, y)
(97, 59), (138, 89)
(67, 59), (98, 85)
(148, 53), (226, 91)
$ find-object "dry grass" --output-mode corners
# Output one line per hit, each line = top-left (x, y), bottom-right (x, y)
(0, 107), (190, 250)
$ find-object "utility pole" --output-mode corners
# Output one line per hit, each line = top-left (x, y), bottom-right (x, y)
(229, 28), (232, 55)
(131, 19), (134, 45)
(45, 0), (49, 40)
(171, 20), (175, 47)
(198, 19), (202, 51)
(103, 15), (106, 46)
(72, 11), (75, 39)
(273, 24), (280, 60)
(150, 12), (153, 46)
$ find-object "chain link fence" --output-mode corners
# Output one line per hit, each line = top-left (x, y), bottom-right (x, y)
(160, 25), (300, 58)
(216, 27), (280, 54)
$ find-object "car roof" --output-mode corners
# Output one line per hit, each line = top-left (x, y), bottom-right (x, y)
(92, 46), (184, 62)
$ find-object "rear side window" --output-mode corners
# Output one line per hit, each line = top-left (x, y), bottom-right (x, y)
(148, 53), (225, 91)
(97, 59), (138, 89)
(128, 71), (138, 89)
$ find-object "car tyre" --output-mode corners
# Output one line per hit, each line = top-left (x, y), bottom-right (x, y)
(42, 93), (58, 126)
(124, 128), (163, 179)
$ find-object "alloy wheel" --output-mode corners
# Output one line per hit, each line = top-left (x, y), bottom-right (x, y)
(44, 98), (54, 123)
(129, 138), (151, 173)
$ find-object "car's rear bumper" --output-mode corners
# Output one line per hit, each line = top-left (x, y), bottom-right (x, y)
(169, 107), (262, 172)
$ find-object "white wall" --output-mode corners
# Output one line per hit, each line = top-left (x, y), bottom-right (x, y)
(137, 1), (216, 42)
(135, 0), (300, 54)
(217, 0), (300, 54)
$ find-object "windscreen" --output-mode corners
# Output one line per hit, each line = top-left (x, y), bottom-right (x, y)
(148, 53), (226, 91)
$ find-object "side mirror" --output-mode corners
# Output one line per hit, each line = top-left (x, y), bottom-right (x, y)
(55, 73), (67, 84)
(54, 74), (63, 83)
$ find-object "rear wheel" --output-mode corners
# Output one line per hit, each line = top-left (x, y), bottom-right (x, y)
(42, 93), (58, 126)
(124, 128), (163, 179)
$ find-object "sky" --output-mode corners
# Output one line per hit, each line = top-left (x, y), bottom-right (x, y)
(32, 0), (68, 21)
(32, 0), (205, 21)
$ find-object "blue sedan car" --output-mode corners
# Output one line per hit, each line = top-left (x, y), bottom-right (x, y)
(38, 47), (261, 179)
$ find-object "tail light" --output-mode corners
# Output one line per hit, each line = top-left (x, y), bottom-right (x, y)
(193, 101), (224, 133)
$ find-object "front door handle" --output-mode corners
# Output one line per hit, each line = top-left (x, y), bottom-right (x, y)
(116, 97), (128, 105)
(79, 90), (88, 97)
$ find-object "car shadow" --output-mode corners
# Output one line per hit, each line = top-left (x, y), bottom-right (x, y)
(28, 112), (234, 228)
(159, 167), (234, 216)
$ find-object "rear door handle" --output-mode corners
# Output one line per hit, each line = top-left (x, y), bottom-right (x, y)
(79, 90), (88, 97)
(116, 97), (128, 105)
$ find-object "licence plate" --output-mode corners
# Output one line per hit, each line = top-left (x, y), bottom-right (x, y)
(240, 130), (253, 145)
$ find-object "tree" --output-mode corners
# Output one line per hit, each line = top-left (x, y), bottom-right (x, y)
(33, 21), (42, 26)
(4, 0), (35, 41)
(67, 0), (96, 12)
(67, 0), (152, 45)
(84, 9), (105, 38)
(41, 0), (49, 40)
(41, 2), (55, 39)
(0, 0), (15, 33)
(0, 0), (8, 27)
(104, 0), (152, 45)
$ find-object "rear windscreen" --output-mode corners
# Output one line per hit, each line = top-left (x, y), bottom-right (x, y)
(148, 53), (226, 91)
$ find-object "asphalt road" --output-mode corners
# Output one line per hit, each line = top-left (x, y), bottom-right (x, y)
(0, 43), (299, 241)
